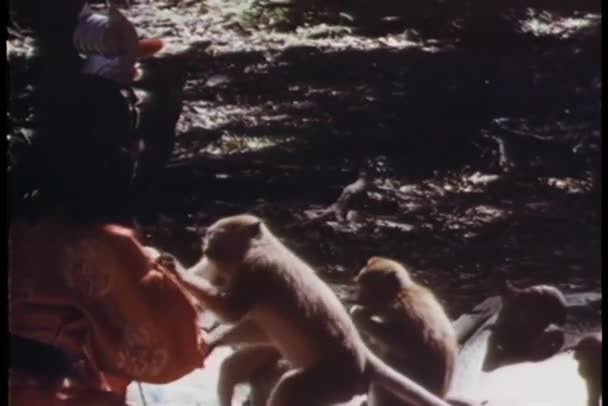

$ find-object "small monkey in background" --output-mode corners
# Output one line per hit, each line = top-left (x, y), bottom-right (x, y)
(485, 281), (567, 370)
(568, 332), (602, 406)
(351, 257), (457, 406)
(170, 214), (453, 406)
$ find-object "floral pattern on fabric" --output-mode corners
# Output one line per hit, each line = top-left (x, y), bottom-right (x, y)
(63, 241), (115, 299)
(116, 323), (169, 378)
(9, 219), (206, 390)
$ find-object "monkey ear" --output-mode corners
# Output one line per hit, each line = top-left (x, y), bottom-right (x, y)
(384, 269), (401, 285)
(246, 221), (262, 239)
(503, 280), (518, 296)
(367, 257), (380, 266)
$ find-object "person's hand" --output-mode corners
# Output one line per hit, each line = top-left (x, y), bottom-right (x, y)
(144, 245), (180, 276)
(157, 252), (178, 273)
(153, 251), (184, 281)
(102, 373), (132, 398)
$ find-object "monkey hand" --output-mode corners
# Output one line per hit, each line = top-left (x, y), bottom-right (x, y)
(142, 246), (163, 261)
(199, 339), (216, 368)
(350, 304), (365, 315)
(205, 324), (233, 348)
(200, 328), (223, 366)
(350, 304), (371, 321)
(156, 252), (179, 274)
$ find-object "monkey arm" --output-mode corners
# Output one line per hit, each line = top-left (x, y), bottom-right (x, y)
(352, 307), (411, 352)
(585, 379), (601, 406)
(208, 319), (270, 348)
(352, 307), (393, 338)
(176, 272), (248, 323)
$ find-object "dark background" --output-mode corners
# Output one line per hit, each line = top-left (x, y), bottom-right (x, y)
(7, 0), (602, 318)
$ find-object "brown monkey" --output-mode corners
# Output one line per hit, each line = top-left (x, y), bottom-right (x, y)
(485, 281), (567, 370)
(217, 344), (290, 406)
(150, 250), (284, 405)
(245, 358), (291, 406)
(171, 214), (452, 406)
(568, 332), (602, 406)
(351, 257), (457, 406)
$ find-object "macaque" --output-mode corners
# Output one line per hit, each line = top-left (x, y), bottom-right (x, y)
(153, 250), (186, 274)
(569, 333), (602, 406)
(216, 342), (290, 406)
(351, 257), (458, 406)
(485, 281), (567, 370)
(245, 358), (291, 406)
(170, 214), (453, 406)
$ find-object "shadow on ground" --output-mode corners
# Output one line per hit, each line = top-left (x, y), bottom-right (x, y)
(8, 1), (601, 317)
(136, 23), (600, 316)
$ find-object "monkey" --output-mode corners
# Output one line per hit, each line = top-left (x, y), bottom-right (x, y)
(152, 250), (186, 274)
(169, 214), (453, 406)
(244, 357), (291, 406)
(567, 332), (602, 406)
(147, 248), (284, 406)
(485, 281), (567, 370)
(350, 257), (458, 406)
(216, 342), (290, 406)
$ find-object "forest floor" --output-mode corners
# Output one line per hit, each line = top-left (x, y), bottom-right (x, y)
(7, 2), (602, 405)
(8, 0), (601, 318)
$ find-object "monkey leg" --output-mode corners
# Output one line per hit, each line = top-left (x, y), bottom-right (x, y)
(267, 365), (356, 406)
(217, 344), (280, 406)
(528, 324), (565, 361)
(248, 359), (290, 406)
(584, 378), (601, 406)
(209, 319), (269, 348)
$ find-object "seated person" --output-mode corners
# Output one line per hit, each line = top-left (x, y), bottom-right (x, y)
(9, 74), (207, 405)
(9, 220), (208, 405)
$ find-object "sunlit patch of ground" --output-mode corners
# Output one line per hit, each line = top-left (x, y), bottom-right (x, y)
(126, 347), (250, 406)
(478, 352), (588, 406)
(204, 133), (296, 155)
(127, 346), (366, 406)
(120, 0), (446, 56)
(520, 9), (601, 38)
(125, 306), (594, 406)
(545, 177), (590, 194)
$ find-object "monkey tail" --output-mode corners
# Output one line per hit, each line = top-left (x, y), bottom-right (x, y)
(364, 346), (452, 406)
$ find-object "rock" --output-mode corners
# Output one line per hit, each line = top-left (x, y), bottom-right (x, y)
(127, 290), (600, 406)
(449, 290), (601, 406)
(126, 347), (249, 406)
(127, 347), (365, 406)
(476, 352), (587, 406)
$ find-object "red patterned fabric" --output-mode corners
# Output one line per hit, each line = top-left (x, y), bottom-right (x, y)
(9, 219), (207, 404)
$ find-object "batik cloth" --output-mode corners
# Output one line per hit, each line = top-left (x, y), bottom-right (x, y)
(9, 218), (207, 404)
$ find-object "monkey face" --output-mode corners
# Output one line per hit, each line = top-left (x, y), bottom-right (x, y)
(355, 258), (404, 310)
(201, 215), (263, 283)
(571, 334), (602, 364)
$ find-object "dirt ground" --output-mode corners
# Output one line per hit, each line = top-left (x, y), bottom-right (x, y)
(8, 0), (601, 319)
